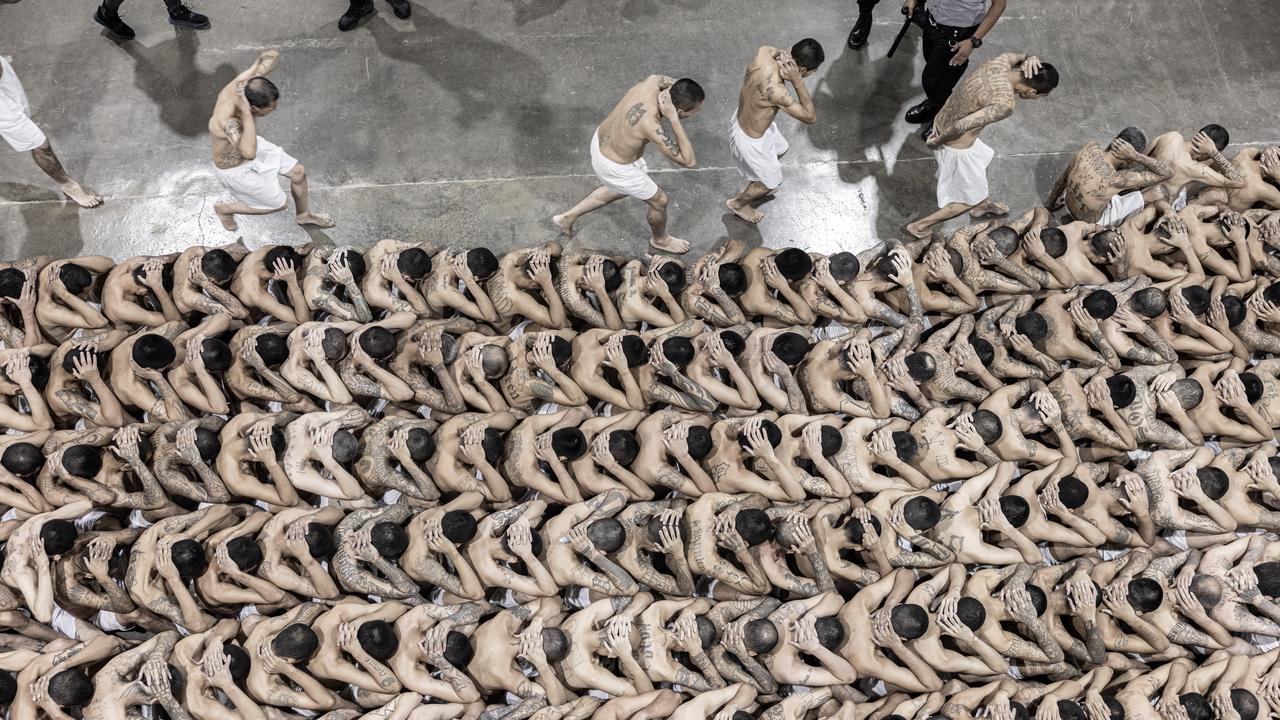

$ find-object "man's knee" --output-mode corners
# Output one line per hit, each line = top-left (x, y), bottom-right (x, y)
(646, 189), (669, 210)
(287, 164), (307, 182)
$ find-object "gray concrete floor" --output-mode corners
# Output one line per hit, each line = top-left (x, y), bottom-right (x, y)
(0, 0), (1277, 261)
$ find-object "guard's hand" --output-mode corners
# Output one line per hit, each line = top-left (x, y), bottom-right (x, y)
(949, 38), (974, 66)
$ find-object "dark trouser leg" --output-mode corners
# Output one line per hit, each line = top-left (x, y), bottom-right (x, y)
(848, 0), (881, 47)
(920, 30), (972, 108)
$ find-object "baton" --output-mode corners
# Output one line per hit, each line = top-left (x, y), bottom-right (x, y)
(887, 4), (919, 58)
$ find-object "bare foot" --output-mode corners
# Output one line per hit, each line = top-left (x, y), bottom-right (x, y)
(551, 214), (575, 237)
(650, 235), (689, 254)
(60, 182), (103, 209)
(904, 222), (931, 240)
(725, 198), (764, 224)
(296, 212), (336, 228)
(970, 201), (1009, 219)
(214, 207), (238, 231)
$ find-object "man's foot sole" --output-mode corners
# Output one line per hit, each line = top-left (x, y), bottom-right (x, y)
(725, 199), (763, 224)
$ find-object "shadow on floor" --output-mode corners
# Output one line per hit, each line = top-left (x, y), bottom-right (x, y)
(0, 182), (87, 259)
(506, 0), (570, 25)
(118, 30), (238, 137)
(803, 32), (926, 240)
(363, 7), (595, 177)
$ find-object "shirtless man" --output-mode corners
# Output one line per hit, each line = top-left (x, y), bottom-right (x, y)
(300, 247), (372, 322)
(172, 243), (250, 319)
(552, 253), (625, 330)
(231, 245), (309, 324)
(101, 256), (181, 328)
(1196, 145), (1280, 211)
(171, 622), (265, 720)
(487, 244), (568, 329)
(425, 248), (502, 324)
(558, 597), (647, 698)
(908, 54), (1058, 238)
(209, 51), (333, 231)
(227, 326), (307, 410)
(361, 240), (433, 314)
(332, 504), (421, 602)
(685, 493), (772, 598)
(553, 75), (704, 253)
(243, 603), (346, 712)
(725, 40), (822, 223)
(469, 600), (571, 719)
(1046, 127), (1174, 225)
(107, 324), (190, 422)
(1145, 124), (1246, 210)
(36, 256), (113, 341)
(127, 505), (234, 633)
(354, 416), (442, 503)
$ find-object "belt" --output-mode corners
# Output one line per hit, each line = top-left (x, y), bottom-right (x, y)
(917, 10), (980, 37)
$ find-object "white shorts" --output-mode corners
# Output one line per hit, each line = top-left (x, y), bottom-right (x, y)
(97, 610), (130, 632)
(214, 136), (298, 210)
(590, 130), (658, 200)
(0, 57), (46, 153)
(729, 115), (788, 189)
(934, 138), (994, 207)
(1172, 187), (1188, 211)
(1099, 190), (1144, 226)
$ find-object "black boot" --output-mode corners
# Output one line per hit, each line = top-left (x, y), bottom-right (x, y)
(386, 0), (410, 19)
(93, 4), (136, 39)
(905, 99), (938, 124)
(338, 0), (374, 31)
(847, 11), (873, 49)
(168, 4), (211, 29)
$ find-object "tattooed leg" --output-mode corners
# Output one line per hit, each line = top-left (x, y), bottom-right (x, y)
(31, 142), (102, 208)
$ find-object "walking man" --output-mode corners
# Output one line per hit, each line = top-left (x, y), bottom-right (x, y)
(905, 53), (1058, 238)
(0, 56), (101, 208)
(209, 51), (334, 232)
(93, 0), (210, 40)
(725, 39), (823, 224)
(552, 75), (704, 254)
